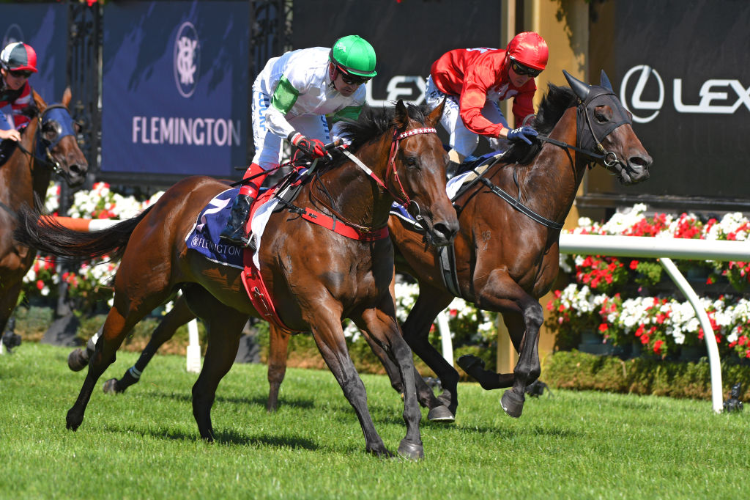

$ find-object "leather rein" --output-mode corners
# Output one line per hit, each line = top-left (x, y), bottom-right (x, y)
(304, 126), (438, 241)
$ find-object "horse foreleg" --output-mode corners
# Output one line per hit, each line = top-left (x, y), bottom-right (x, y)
(357, 305), (424, 460)
(361, 328), (452, 421)
(104, 295), (195, 395)
(266, 323), (291, 412)
(471, 272), (543, 418)
(308, 309), (391, 458)
(400, 283), (458, 418)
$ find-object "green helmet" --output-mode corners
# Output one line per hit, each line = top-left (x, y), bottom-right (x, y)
(329, 35), (377, 78)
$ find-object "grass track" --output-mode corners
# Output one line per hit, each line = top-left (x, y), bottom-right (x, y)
(1, 343), (748, 500)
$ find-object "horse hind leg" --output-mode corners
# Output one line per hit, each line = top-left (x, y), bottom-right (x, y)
(266, 323), (291, 412)
(184, 288), (246, 441)
(103, 295), (195, 395)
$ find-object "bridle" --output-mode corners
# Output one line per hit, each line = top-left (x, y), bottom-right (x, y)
(537, 89), (631, 170)
(337, 126), (438, 231)
(15, 104), (77, 176)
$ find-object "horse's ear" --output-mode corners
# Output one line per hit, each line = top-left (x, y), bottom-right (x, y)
(426, 98), (445, 127)
(32, 89), (47, 113)
(563, 70), (590, 101)
(600, 70), (613, 92)
(62, 87), (72, 109)
(394, 100), (409, 130)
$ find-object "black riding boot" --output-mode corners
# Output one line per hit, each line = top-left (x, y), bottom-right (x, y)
(220, 194), (253, 246)
(446, 160), (461, 180)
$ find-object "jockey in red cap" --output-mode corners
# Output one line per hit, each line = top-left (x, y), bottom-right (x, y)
(425, 32), (548, 169)
(0, 42), (38, 143)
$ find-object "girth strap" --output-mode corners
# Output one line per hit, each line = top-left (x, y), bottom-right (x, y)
(437, 243), (461, 298)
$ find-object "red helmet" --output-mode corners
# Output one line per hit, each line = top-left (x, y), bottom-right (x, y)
(0, 42), (38, 73)
(506, 32), (548, 71)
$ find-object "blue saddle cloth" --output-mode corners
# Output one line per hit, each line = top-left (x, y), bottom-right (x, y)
(185, 188), (245, 269)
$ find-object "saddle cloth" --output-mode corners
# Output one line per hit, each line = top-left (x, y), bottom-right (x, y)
(185, 183), (296, 331)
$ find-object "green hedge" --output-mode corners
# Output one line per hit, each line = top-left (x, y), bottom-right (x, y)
(544, 350), (750, 401)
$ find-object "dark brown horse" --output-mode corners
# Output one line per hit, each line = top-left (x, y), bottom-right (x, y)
(0, 89), (87, 341)
(17, 101), (458, 459)
(263, 71), (652, 420)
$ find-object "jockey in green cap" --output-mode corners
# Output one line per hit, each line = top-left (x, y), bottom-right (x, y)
(220, 35), (377, 247)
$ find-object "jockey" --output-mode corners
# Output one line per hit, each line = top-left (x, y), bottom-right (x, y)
(220, 35), (377, 246)
(0, 42), (38, 144)
(425, 31), (548, 169)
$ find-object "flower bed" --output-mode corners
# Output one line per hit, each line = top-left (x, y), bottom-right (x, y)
(548, 204), (750, 362)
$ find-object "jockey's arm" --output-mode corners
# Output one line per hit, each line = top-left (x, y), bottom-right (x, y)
(0, 113), (20, 142)
(265, 76), (299, 138)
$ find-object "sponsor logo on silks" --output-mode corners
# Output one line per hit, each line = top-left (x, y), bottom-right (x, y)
(2, 24), (24, 49)
(621, 65), (750, 123)
(173, 21), (200, 98)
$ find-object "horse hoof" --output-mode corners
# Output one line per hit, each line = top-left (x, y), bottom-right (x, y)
(66, 410), (82, 431)
(102, 378), (120, 394)
(67, 349), (89, 372)
(501, 389), (525, 418)
(427, 405), (455, 422)
(397, 439), (424, 460)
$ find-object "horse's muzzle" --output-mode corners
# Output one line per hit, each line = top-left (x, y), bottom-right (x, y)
(618, 151), (652, 185)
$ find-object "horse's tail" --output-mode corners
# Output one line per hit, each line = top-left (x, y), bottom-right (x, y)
(13, 203), (153, 261)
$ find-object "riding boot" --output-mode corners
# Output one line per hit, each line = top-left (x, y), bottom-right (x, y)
(446, 160), (460, 179)
(220, 163), (268, 246)
(220, 194), (254, 246)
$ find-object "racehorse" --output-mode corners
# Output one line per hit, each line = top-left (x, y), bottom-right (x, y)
(0, 88), (87, 341)
(16, 101), (458, 459)
(264, 70), (652, 420)
(76, 71), (653, 426)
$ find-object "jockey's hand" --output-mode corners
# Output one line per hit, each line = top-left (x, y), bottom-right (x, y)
(0, 129), (21, 142)
(288, 132), (327, 159)
(505, 126), (538, 145)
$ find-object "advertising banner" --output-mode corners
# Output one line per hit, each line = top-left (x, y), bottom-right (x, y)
(291, 0), (502, 108)
(100, 1), (249, 180)
(0, 3), (67, 111)
(588, 0), (750, 207)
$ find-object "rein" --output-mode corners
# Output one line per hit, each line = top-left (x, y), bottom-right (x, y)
(307, 126), (437, 239)
(465, 93), (628, 231)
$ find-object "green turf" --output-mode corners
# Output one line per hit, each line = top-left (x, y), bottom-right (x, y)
(1, 343), (748, 500)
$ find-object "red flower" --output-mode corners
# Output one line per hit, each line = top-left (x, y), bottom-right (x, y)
(653, 339), (664, 354)
(598, 323), (608, 333)
(36, 280), (44, 291)
(629, 260), (639, 270)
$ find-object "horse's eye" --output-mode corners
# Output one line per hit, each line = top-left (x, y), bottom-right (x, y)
(42, 123), (59, 142)
(594, 107), (612, 123)
(405, 156), (418, 167)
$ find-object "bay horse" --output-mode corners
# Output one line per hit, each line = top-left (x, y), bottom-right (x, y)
(263, 70), (652, 420)
(16, 101), (458, 459)
(0, 88), (87, 340)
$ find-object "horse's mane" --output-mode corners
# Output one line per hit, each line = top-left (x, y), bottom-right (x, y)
(502, 84), (577, 165)
(325, 104), (429, 169)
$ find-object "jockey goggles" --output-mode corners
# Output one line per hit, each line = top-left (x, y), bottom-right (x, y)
(9, 69), (33, 78)
(336, 66), (370, 86)
(510, 59), (542, 78)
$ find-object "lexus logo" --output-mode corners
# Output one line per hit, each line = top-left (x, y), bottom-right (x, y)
(620, 65), (665, 124)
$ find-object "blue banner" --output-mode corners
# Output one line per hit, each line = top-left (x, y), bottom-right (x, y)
(101, 1), (249, 178)
(0, 4), (67, 108)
